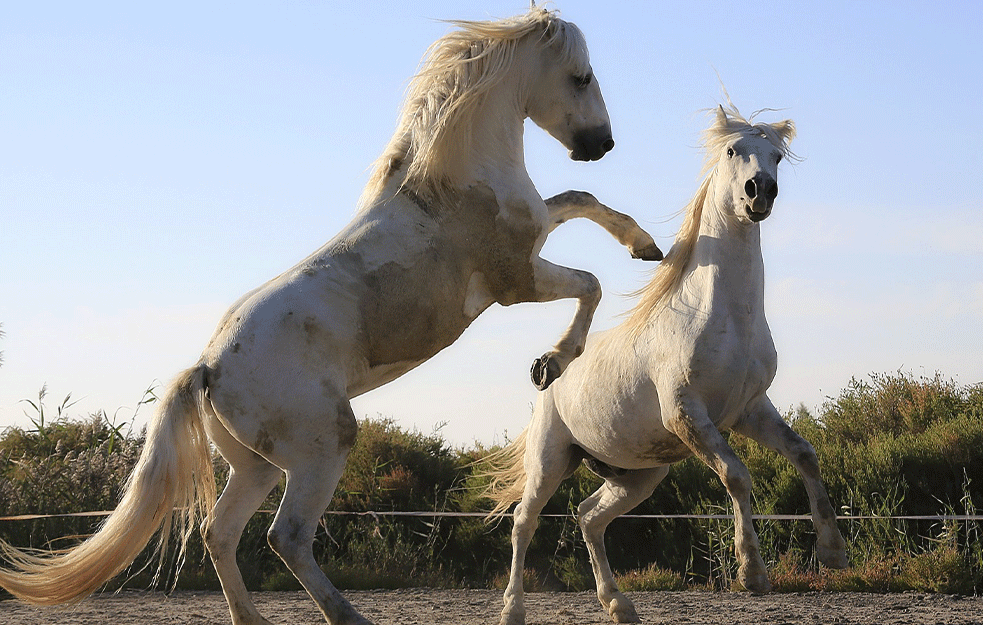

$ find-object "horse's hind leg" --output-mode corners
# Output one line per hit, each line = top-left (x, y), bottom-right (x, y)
(544, 191), (663, 261)
(266, 398), (369, 625)
(733, 397), (848, 569)
(202, 415), (283, 625)
(502, 409), (579, 625)
(578, 466), (669, 624)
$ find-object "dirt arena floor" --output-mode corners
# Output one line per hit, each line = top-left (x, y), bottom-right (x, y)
(5, 588), (983, 625)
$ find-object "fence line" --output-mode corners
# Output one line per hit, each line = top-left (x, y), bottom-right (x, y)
(4, 510), (983, 522)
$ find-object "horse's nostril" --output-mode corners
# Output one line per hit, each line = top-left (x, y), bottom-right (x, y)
(744, 179), (757, 199)
(602, 138), (615, 153)
(767, 183), (779, 201)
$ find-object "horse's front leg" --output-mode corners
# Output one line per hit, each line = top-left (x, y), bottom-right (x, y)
(663, 396), (771, 593)
(733, 397), (849, 569)
(543, 191), (663, 261)
(525, 259), (600, 390)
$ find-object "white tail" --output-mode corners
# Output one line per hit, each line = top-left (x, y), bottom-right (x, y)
(0, 366), (217, 605)
(478, 430), (529, 519)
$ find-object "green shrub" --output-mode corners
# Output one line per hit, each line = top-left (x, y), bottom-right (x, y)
(3, 371), (983, 593)
(616, 564), (687, 591)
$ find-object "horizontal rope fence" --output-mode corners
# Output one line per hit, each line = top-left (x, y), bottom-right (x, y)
(4, 510), (983, 522)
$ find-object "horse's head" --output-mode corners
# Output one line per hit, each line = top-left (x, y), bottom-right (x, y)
(523, 17), (613, 162)
(708, 105), (795, 224)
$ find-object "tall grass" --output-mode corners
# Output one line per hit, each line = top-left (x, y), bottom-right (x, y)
(1, 371), (982, 594)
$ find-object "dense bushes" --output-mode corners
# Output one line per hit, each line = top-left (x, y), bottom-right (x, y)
(0, 389), (145, 561)
(2, 371), (983, 594)
(729, 372), (983, 593)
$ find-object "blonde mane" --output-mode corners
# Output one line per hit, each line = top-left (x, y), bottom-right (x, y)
(359, 7), (590, 207)
(624, 103), (796, 335)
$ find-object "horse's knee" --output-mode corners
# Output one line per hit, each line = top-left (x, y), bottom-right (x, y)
(795, 446), (823, 480)
(202, 523), (220, 554)
(720, 462), (753, 499)
(581, 272), (601, 306)
(267, 518), (308, 562)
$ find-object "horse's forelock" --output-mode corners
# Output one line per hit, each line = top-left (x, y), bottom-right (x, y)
(704, 104), (797, 172)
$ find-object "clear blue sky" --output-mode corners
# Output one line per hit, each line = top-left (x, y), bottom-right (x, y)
(2, 1), (981, 446)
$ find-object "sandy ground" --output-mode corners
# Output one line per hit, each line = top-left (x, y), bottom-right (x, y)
(4, 589), (983, 625)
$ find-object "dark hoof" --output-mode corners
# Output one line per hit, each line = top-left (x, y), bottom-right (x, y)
(630, 243), (664, 261)
(530, 355), (561, 390)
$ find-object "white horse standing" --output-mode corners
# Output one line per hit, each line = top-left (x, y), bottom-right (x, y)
(0, 9), (661, 625)
(484, 104), (849, 625)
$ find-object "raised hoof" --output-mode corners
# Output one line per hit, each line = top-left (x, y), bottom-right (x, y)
(630, 242), (664, 261)
(530, 354), (562, 390)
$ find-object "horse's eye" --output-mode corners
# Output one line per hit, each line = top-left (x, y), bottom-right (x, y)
(574, 73), (592, 89)
(727, 147), (735, 158)
(775, 154), (783, 164)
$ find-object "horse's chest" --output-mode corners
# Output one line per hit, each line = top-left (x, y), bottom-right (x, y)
(458, 196), (544, 306)
(695, 320), (775, 417)
(354, 200), (544, 367)
(669, 308), (776, 418)
(357, 256), (472, 366)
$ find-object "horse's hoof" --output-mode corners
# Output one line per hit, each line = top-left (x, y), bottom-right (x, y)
(819, 542), (849, 569)
(530, 354), (561, 390)
(630, 243), (664, 261)
(608, 596), (640, 623)
(736, 571), (772, 594)
(500, 604), (526, 625)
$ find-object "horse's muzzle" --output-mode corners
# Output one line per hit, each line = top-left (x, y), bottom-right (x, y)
(569, 126), (615, 161)
(744, 174), (778, 220)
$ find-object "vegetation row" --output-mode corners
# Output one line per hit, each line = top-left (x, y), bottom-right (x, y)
(2, 371), (982, 596)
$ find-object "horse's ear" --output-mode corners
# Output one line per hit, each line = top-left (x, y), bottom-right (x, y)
(773, 119), (796, 143)
(714, 105), (729, 129)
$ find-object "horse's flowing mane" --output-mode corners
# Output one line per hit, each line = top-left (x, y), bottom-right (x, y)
(359, 6), (590, 207)
(624, 103), (796, 335)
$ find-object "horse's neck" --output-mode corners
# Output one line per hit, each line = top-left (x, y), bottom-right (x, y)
(684, 202), (765, 315)
(364, 81), (531, 211)
(467, 90), (529, 188)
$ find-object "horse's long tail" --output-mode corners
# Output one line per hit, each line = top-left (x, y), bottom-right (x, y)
(479, 429), (529, 520)
(0, 366), (217, 606)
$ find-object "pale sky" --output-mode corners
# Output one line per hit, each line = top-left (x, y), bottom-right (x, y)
(2, 1), (981, 447)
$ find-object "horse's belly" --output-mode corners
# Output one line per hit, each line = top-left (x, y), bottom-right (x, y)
(563, 398), (692, 469)
(585, 430), (694, 469)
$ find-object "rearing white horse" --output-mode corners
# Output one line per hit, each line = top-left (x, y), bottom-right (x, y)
(484, 104), (849, 625)
(0, 8), (661, 625)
